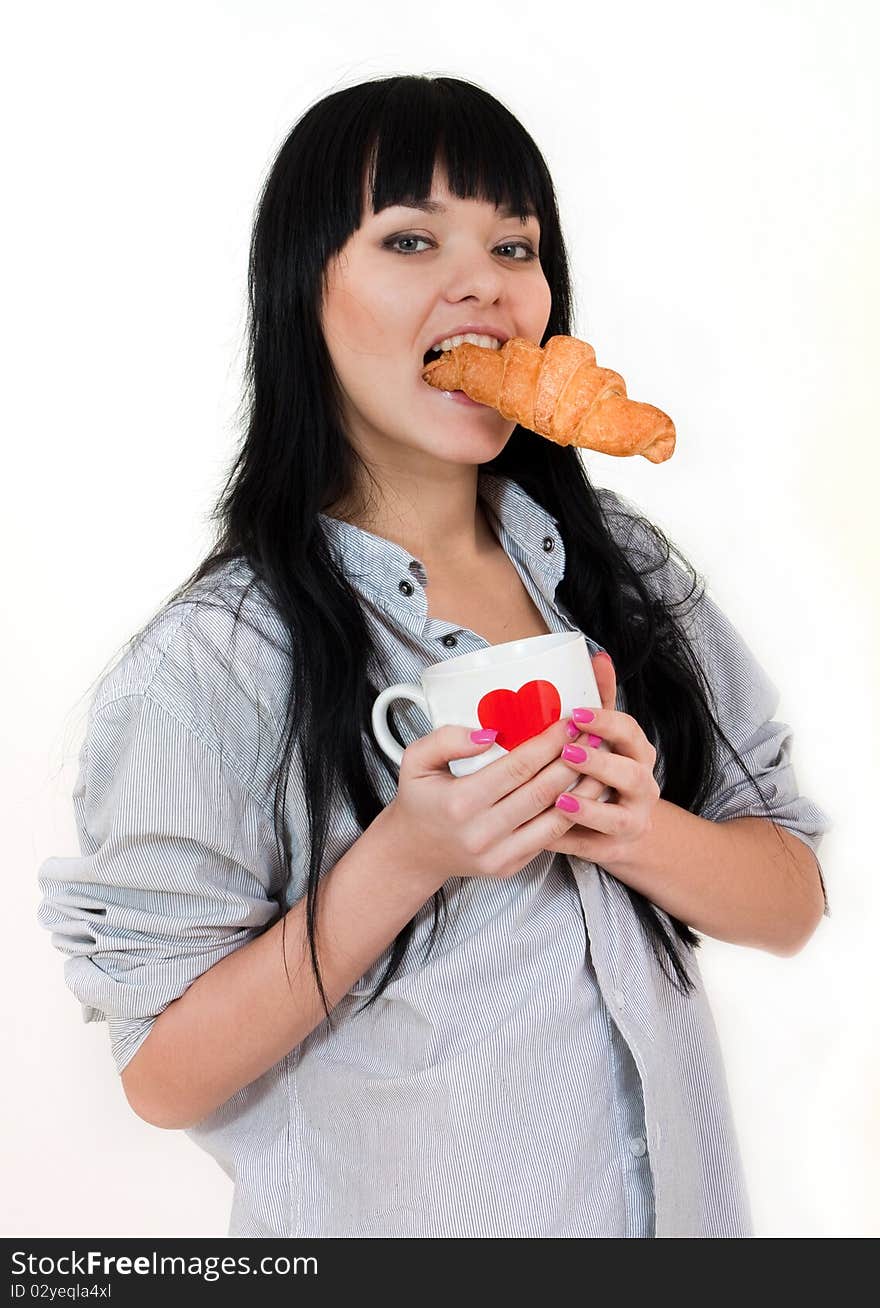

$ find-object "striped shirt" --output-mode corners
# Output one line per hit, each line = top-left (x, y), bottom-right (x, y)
(36, 470), (832, 1238)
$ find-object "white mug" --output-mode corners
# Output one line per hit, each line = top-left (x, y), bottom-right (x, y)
(370, 630), (613, 800)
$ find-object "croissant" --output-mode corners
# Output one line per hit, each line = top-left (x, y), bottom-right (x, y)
(421, 334), (675, 464)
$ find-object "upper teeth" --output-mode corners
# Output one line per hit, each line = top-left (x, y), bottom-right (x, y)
(429, 333), (503, 354)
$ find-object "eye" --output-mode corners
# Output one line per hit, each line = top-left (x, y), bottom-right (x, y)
(383, 234), (538, 261)
(496, 242), (538, 261)
(386, 235), (432, 254)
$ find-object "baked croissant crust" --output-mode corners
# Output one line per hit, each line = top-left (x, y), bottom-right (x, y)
(421, 335), (675, 464)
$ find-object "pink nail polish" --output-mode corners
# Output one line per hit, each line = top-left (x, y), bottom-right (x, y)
(556, 792), (580, 813)
(572, 707), (595, 724)
(565, 719), (579, 739)
(587, 733), (602, 749)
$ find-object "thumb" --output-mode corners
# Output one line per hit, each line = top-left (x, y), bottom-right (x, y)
(407, 723), (498, 775)
(592, 650), (617, 712)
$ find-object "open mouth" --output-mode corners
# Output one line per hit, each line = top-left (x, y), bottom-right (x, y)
(420, 335), (506, 371)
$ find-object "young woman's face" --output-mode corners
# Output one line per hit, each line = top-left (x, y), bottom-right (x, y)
(320, 165), (553, 470)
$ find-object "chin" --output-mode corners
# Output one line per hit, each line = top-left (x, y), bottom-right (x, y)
(421, 425), (513, 463)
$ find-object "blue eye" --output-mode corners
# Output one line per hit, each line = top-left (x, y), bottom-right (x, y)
(384, 234), (537, 261)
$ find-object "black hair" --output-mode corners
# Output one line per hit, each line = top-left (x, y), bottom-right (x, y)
(93, 73), (787, 1028)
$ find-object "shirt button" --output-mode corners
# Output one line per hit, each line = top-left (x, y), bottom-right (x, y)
(542, 535), (555, 552)
(398, 579), (414, 596)
(629, 1136), (647, 1157)
(442, 634), (458, 648)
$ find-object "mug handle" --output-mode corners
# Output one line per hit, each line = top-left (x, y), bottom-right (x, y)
(371, 683), (430, 767)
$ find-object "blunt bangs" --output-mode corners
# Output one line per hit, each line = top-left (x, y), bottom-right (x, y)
(316, 76), (555, 261)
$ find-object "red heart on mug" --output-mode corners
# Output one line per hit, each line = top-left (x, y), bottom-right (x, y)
(477, 680), (562, 751)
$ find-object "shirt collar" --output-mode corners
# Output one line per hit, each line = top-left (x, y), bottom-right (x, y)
(317, 470), (567, 611)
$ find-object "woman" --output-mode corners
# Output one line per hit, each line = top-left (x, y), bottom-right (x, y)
(37, 74), (831, 1238)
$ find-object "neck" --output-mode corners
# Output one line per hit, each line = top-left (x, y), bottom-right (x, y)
(324, 469), (500, 573)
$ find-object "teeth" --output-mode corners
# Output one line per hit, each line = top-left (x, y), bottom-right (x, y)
(428, 333), (504, 355)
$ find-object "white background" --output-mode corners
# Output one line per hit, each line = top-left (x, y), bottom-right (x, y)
(6, 0), (877, 1237)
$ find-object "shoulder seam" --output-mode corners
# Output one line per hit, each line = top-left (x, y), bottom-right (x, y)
(89, 689), (280, 829)
(90, 599), (193, 717)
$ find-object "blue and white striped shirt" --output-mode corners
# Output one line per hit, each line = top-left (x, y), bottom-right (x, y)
(36, 470), (831, 1237)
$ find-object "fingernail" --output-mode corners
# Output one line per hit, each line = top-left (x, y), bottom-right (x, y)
(587, 733), (602, 748)
(562, 744), (587, 763)
(565, 719), (580, 739)
(556, 793), (580, 812)
(470, 728), (498, 743)
(572, 707), (595, 724)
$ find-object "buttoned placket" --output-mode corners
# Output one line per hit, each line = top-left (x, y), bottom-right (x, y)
(385, 525), (581, 657)
(318, 473), (588, 647)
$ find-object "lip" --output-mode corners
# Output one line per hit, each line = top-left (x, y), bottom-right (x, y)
(426, 388), (488, 408)
(419, 370), (489, 407)
(422, 322), (511, 357)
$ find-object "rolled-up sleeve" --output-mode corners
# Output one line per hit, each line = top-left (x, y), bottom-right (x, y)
(37, 693), (283, 1075)
(600, 487), (833, 917)
(686, 586), (833, 914)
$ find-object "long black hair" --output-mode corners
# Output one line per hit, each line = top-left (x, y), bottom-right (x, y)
(97, 73), (784, 1027)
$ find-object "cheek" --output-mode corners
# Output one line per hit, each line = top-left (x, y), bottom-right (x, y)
(323, 289), (381, 357)
(323, 270), (410, 363)
(530, 277), (553, 334)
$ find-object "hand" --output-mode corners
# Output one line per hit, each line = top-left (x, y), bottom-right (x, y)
(543, 651), (661, 870)
(383, 712), (597, 891)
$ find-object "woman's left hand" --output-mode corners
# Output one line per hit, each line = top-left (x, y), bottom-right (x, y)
(544, 651), (662, 869)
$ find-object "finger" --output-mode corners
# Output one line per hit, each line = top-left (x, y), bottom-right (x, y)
(563, 775), (608, 804)
(462, 715), (577, 809)
(542, 812), (613, 858)
(406, 723), (505, 779)
(549, 791), (627, 838)
(504, 785), (623, 868)
(568, 706), (656, 768)
(592, 650), (617, 711)
(557, 739), (642, 794)
(496, 779), (599, 870)
(559, 778), (618, 810)
(483, 747), (604, 847)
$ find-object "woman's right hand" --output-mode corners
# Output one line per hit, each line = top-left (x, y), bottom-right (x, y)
(380, 718), (608, 888)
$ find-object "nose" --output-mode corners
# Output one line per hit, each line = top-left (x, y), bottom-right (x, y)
(440, 245), (506, 303)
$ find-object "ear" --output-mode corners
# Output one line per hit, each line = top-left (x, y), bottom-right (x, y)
(591, 650), (617, 712)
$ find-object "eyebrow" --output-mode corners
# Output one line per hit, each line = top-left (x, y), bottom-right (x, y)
(382, 198), (537, 223)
